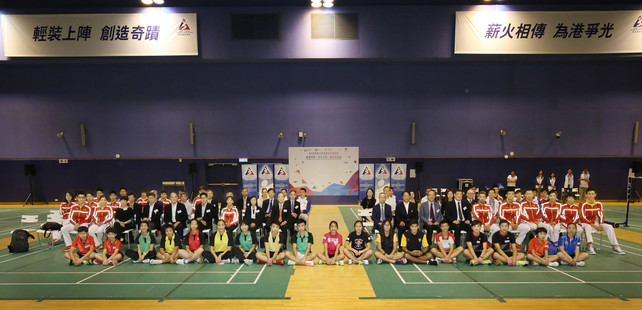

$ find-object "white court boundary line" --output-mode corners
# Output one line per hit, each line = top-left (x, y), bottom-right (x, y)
(390, 263), (407, 284)
(253, 264), (267, 284)
(413, 263), (433, 283)
(226, 264), (244, 284)
(76, 258), (131, 284)
(547, 266), (585, 283)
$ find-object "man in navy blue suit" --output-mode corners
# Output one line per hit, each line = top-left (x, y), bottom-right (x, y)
(371, 192), (393, 234)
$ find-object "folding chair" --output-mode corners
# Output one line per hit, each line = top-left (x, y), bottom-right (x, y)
(36, 213), (63, 249)
(358, 209), (373, 229)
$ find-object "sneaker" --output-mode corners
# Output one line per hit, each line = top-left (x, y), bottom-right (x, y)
(427, 259), (439, 266)
(287, 260), (296, 265)
(494, 259), (503, 266)
(435, 258), (444, 263)
(276, 260), (285, 265)
(336, 260), (344, 266)
(482, 260), (492, 265)
(394, 259), (405, 265)
(576, 261), (585, 267)
(588, 245), (596, 255)
(318, 260), (326, 265)
(132, 259), (140, 264)
(197, 258), (203, 264)
(362, 260), (369, 265)
(304, 261), (314, 266)
(613, 245), (626, 255)
(402, 258), (408, 264)
(94, 260), (102, 265)
(533, 262), (539, 266)
(142, 259), (150, 264)
(548, 262), (559, 267)
(452, 257), (457, 263)
(517, 260), (529, 266)
(176, 259), (186, 265)
(244, 259), (254, 266)
(469, 260), (475, 266)
(231, 258), (240, 264)
(149, 259), (163, 265)
(560, 261), (569, 265)
(62, 246), (72, 251)
(83, 260), (90, 265)
(348, 259), (354, 265)
(376, 259), (383, 265)
(222, 259), (231, 264)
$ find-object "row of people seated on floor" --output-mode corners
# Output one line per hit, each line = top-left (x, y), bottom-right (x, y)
(56, 187), (311, 251)
(64, 217), (589, 268)
(362, 187), (625, 255)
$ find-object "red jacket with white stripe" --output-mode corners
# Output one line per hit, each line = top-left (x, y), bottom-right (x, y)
(70, 203), (93, 225)
(520, 201), (541, 223)
(60, 202), (72, 220)
(559, 203), (581, 226)
(498, 201), (521, 225)
(580, 201), (604, 225)
(472, 203), (493, 226)
(92, 207), (114, 225)
(541, 201), (561, 224)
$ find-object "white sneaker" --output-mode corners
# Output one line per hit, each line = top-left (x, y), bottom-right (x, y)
(548, 262), (559, 267)
(576, 261), (585, 267)
(231, 258), (240, 264)
(613, 245), (626, 255)
(348, 259), (354, 265)
(142, 259), (150, 264)
(149, 259), (163, 265)
(560, 261), (569, 265)
(244, 259), (254, 265)
(376, 259), (383, 265)
(533, 262), (539, 266)
(222, 259), (231, 264)
(588, 245), (596, 255)
(362, 260), (369, 265)
(176, 259), (186, 265)
(287, 260), (296, 265)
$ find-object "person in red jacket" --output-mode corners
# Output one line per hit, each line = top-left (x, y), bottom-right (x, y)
(62, 192), (93, 251)
(539, 191), (562, 242)
(497, 190), (530, 244)
(88, 196), (114, 249)
(472, 191), (495, 235)
(520, 189), (541, 232)
(559, 195), (583, 235)
(580, 188), (625, 255)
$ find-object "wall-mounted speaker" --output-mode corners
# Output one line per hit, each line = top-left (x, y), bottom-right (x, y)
(415, 161), (424, 173)
(188, 163), (197, 174)
(24, 164), (35, 176)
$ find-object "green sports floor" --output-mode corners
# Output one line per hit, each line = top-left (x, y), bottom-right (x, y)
(0, 204), (641, 301)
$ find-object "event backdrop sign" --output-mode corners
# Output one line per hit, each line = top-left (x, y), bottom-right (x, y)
(2, 13), (198, 57)
(359, 164), (375, 201)
(289, 147), (359, 196)
(390, 163), (407, 193)
(455, 10), (642, 54)
(241, 164), (258, 198)
(274, 164), (290, 194)
(375, 163), (391, 197)
(257, 164), (274, 193)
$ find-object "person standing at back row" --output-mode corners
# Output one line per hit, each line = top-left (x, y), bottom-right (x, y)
(579, 169), (590, 201)
(563, 169), (574, 198)
(506, 171), (518, 192)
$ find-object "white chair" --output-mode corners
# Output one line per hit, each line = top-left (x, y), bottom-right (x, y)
(35, 213), (63, 249)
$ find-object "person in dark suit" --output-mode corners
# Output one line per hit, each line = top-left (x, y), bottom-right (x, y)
(128, 193), (143, 227)
(262, 188), (276, 221)
(271, 192), (292, 237)
(244, 196), (265, 231)
(372, 192), (393, 234)
(194, 192), (217, 231)
(444, 189), (472, 246)
(140, 192), (164, 232)
(395, 191), (418, 236)
(163, 192), (188, 239)
(284, 190), (301, 234)
(419, 189), (443, 235)
(236, 188), (251, 217)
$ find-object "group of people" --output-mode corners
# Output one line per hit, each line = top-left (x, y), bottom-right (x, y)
(360, 184), (625, 266)
(509, 168), (591, 201)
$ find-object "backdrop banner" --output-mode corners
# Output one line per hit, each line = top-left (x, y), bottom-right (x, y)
(2, 13), (198, 57)
(455, 10), (642, 54)
(241, 164), (258, 198)
(359, 164), (375, 201)
(289, 147), (359, 196)
(375, 163), (391, 197)
(274, 164), (290, 194)
(391, 163), (407, 193)
(257, 164), (274, 194)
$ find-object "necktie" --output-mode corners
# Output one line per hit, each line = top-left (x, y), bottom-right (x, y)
(269, 199), (273, 213)
(457, 201), (462, 221)
(430, 202), (435, 222)
(380, 204), (385, 222)
(278, 204), (283, 222)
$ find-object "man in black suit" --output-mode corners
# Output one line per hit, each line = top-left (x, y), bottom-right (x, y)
(271, 192), (292, 235)
(394, 191), (418, 236)
(262, 188), (276, 220)
(372, 192), (393, 234)
(444, 189), (472, 246)
(140, 192), (164, 232)
(284, 190), (301, 234)
(236, 188), (251, 217)
(194, 192), (217, 231)
(244, 196), (264, 231)
(163, 192), (188, 239)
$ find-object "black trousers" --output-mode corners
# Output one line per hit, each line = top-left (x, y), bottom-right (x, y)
(125, 249), (156, 260)
(423, 223), (440, 235)
(233, 247), (256, 261)
(202, 250), (234, 263)
(450, 222), (471, 246)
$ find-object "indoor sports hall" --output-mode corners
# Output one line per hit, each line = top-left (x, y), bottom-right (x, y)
(1, 0), (642, 309)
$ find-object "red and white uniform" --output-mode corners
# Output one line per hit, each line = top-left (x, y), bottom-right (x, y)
(62, 203), (92, 246)
(221, 207), (239, 227)
(60, 202), (72, 221)
(579, 200), (619, 246)
(520, 201), (541, 228)
(472, 203), (494, 228)
(89, 207), (113, 246)
(498, 201), (521, 225)
(86, 201), (98, 212)
(160, 198), (170, 211)
(539, 201), (562, 242)
(560, 203), (581, 227)
(136, 198), (149, 206)
(103, 239), (122, 257)
(497, 201), (531, 245)
(107, 200), (121, 213)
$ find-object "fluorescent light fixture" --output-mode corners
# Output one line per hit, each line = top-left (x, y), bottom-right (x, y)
(153, 0), (165, 4)
(311, 0), (322, 8)
(141, 0), (153, 4)
(323, 2), (334, 7)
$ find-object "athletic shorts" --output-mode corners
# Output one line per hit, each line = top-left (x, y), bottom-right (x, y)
(504, 250), (514, 256)
(474, 250), (483, 257)
(268, 251), (278, 257)
(328, 253), (336, 258)
(297, 252), (305, 259)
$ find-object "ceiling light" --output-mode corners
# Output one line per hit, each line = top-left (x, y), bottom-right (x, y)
(153, 0), (165, 4)
(311, 0), (322, 8)
(323, 1), (334, 8)
(141, 0), (153, 4)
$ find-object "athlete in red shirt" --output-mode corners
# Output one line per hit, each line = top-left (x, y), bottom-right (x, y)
(92, 228), (123, 265)
(88, 197), (114, 248)
(497, 190), (530, 245)
(579, 188), (624, 255)
(62, 192), (93, 250)
(539, 191), (562, 242)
